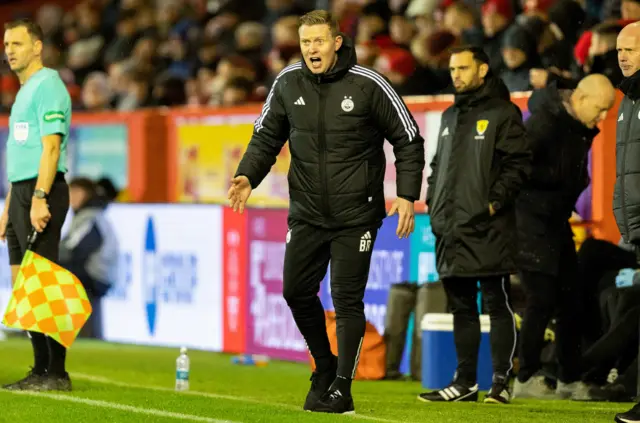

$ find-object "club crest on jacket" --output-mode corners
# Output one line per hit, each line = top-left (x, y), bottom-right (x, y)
(475, 120), (489, 140)
(341, 96), (354, 112)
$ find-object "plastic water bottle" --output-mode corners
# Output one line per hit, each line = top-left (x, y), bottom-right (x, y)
(175, 347), (190, 391)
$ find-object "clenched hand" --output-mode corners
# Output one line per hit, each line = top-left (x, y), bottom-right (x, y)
(388, 197), (415, 239)
(31, 198), (51, 233)
(228, 176), (252, 213)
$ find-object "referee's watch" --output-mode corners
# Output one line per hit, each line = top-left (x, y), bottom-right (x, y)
(33, 188), (48, 200)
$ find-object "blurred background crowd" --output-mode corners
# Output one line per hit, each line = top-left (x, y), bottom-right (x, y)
(0, 0), (633, 111)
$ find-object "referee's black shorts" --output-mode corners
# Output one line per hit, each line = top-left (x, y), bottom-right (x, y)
(6, 172), (69, 265)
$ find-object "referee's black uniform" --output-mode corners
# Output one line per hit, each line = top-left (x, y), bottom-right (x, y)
(235, 36), (424, 413)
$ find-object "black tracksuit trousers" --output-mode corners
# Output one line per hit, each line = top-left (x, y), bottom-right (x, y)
(443, 275), (517, 385)
(283, 220), (380, 380)
(518, 242), (582, 384)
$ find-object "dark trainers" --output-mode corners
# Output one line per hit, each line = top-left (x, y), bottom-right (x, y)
(418, 382), (479, 402)
(40, 373), (72, 392)
(2, 368), (48, 391)
(310, 389), (355, 414)
(582, 383), (634, 403)
(303, 356), (337, 411)
(615, 402), (640, 423)
(484, 381), (511, 404)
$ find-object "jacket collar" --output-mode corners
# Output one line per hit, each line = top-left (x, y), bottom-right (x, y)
(619, 69), (640, 101)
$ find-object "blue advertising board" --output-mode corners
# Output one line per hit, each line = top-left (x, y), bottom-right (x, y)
(0, 123), (128, 197)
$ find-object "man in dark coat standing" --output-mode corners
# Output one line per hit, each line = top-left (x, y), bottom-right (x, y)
(512, 75), (615, 401)
(613, 21), (640, 423)
(418, 46), (532, 405)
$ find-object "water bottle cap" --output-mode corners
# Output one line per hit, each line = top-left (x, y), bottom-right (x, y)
(180, 347), (187, 354)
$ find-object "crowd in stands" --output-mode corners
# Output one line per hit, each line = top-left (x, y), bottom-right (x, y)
(0, 0), (634, 110)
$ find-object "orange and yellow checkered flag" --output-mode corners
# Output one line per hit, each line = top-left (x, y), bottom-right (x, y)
(2, 250), (92, 348)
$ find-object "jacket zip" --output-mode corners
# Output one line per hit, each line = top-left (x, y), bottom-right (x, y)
(622, 100), (633, 236)
(318, 84), (331, 217)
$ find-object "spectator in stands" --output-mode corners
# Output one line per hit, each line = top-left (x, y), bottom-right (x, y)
(442, 2), (484, 45)
(235, 21), (268, 83)
(103, 10), (139, 67)
(117, 71), (152, 111)
(220, 76), (255, 106)
(586, 22), (625, 86)
(81, 72), (113, 111)
(400, 30), (456, 95)
(35, 4), (64, 46)
(513, 74), (616, 400)
(523, 0), (556, 19)
(150, 74), (187, 107)
(209, 55), (257, 105)
(60, 178), (119, 340)
(481, 0), (514, 74)
(389, 14), (417, 50)
(66, 5), (105, 85)
(374, 48), (416, 89)
(130, 36), (160, 76)
(622, 0), (640, 20)
(136, 6), (158, 37)
(548, 0), (586, 46)
(522, 17), (577, 88)
(500, 24), (538, 91)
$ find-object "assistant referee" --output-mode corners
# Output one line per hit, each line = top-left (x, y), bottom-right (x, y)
(0, 19), (72, 392)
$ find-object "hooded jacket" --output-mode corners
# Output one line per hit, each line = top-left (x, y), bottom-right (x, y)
(500, 24), (540, 92)
(614, 71), (640, 245)
(427, 75), (531, 278)
(235, 35), (425, 229)
(516, 84), (599, 275)
(59, 197), (119, 296)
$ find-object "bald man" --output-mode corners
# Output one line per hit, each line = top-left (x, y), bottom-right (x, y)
(615, 21), (640, 423)
(513, 74), (616, 401)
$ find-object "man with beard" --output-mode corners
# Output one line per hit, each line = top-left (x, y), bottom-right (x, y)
(512, 75), (615, 401)
(613, 21), (640, 423)
(228, 9), (425, 415)
(418, 46), (532, 405)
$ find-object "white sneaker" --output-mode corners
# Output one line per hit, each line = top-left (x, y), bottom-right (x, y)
(513, 376), (556, 399)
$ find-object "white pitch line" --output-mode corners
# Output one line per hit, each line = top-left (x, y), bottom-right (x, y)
(1, 389), (239, 423)
(71, 372), (406, 423)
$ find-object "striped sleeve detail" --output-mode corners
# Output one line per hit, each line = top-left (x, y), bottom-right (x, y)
(348, 65), (417, 141)
(254, 62), (302, 133)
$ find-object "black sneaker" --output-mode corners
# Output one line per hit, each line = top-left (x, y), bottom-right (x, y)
(484, 381), (511, 404)
(303, 356), (337, 411)
(310, 389), (355, 414)
(2, 368), (48, 391)
(615, 402), (640, 423)
(40, 373), (72, 392)
(418, 382), (479, 402)
(581, 383), (634, 403)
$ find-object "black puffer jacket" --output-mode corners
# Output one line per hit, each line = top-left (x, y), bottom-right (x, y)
(614, 71), (640, 244)
(427, 76), (532, 278)
(235, 36), (425, 229)
(516, 84), (599, 275)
